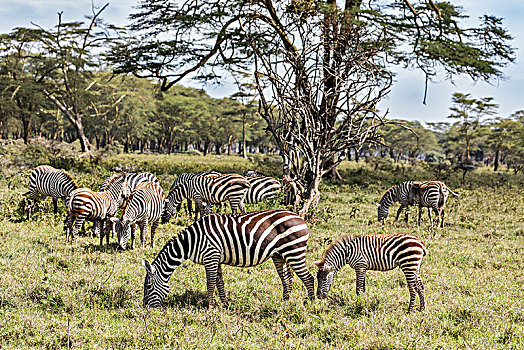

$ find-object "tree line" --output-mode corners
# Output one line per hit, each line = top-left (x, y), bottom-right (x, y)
(0, 1), (520, 214)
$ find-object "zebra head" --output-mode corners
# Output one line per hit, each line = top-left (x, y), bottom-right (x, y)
(315, 260), (336, 299)
(377, 202), (389, 222)
(161, 186), (183, 223)
(110, 217), (132, 250)
(142, 259), (169, 308)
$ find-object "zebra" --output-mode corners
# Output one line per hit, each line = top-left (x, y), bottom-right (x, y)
(25, 165), (79, 214)
(142, 209), (316, 308)
(409, 181), (460, 227)
(376, 181), (416, 223)
(168, 171), (221, 215)
(244, 175), (282, 204)
(66, 173), (130, 244)
(315, 232), (427, 313)
(110, 181), (165, 250)
(162, 173), (250, 223)
(93, 172), (159, 237)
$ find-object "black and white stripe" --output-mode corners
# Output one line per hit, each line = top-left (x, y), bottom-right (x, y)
(409, 181), (460, 227)
(316, 233), (427, 313)
(377, 181), (415, 223)
(93, 172), (159, 237)
(162, 173), (250, 222)
(142, 209), (316, 308)
(244, 175), (281, 204)
(66, 174), (130, 244)
(169, 171), (220, 215)
(25, 165), (79, 213)
(110, 181), (165, 250)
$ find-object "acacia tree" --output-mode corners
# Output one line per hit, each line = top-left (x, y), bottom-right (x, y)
(109, 0), (514, 216)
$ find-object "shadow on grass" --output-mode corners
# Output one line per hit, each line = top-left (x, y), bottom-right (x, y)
(163, 289), (208, 309)
(82, 242), (122, 254)
(328, 293), (381, 318)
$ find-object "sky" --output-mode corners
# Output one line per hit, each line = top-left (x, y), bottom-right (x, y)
(1, 0), (522, 123)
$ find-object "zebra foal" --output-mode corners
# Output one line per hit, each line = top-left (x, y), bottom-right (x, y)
(66, 174), (130, 244)
(162, 173), (250, 222)
(142, 209), (316, 308)
(25, 165), (79, 214)
(316, 233), (427, 313)
(110, 181), (165, 250)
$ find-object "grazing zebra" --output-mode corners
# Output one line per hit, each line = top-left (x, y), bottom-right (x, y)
(377, 181), (415, 223)
(162, 173), (250, 222)
(245, 175), (281, 204)
(110, 181), (165, 250)
(142, 209), (316, 308)
(93, 172), (159, 237)
(409, 181), (460, 227)
(66, 174), (130, 244)
(169, 171), (221, 215)
(25, 165), (79, 214)
(315, 233), (427, 313)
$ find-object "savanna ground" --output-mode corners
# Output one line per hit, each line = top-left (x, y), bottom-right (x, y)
(0, 147), (523, 349)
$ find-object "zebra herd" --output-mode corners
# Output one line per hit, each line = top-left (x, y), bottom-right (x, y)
(26, 165), (460, 313)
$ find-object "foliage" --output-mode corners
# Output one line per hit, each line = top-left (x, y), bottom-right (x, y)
(0, 154), (523, 348)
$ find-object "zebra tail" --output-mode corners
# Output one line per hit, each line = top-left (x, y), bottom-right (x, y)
(446, 186), (460, 197)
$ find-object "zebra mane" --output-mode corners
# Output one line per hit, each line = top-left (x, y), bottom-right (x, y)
(379, 184), (398, 204)
(102, 173), (125, 191)
(321, 234), (356, 262)
(60, 169), (79, 189)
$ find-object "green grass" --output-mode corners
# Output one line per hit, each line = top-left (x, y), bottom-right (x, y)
(0, 155), (523, 349)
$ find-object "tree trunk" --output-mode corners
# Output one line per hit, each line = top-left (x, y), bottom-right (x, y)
(74, 119), (91, 154)
(22, 117), (31, 144)
(493, 147), (500, 171)
(242, 113), (247, 159)
(298, 171), (322, 218)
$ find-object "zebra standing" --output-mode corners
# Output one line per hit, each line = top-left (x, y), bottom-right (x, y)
(168, 171), (220, 215)
(409, 181), (460, 227)
(93, 172), (159, 237)
(66, 174), (130, 244)
(25, 165), (79, 214)
(110, 181), (165, 250)
(162, 173), (250, 222)
(142, 209), (316, 308)
(316, 233), (427, 313)
(244, 172), (282, 205)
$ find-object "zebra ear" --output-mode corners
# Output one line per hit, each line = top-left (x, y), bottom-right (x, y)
(142, 259), (155, 274)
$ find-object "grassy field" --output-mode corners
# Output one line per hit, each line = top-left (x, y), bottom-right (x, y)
(0, 153), (523, 349)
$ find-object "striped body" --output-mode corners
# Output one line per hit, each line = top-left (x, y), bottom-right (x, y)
(316, 233), (427, 312)
(409, 181), (460, 227)
(377, 181), (415, 222)
(245, 175), (281, 204)
(26, 165), (78, 213)
(162, 173), (250, 222)
(93, 172), (159, 237)
(66, 174), (130, 244)
(111, 181), (165, 249)
(142, 209), (316, 308)
(169, 171), (220, 215)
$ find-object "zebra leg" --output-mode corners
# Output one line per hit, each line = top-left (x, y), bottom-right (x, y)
(440, 208), (445, 228)
(139, 220), (148, 249)
(65, 212), (74, 241)
(402, 269), (418, 313)
(52, 198), (58, 214)
(187, 199), (193, 215)
(150, 220), (159, 248)
(395, 205), (404, 222)
(203, 256), (220, 307)
(71, 216), (85, 243)
(417, 206), (422, 226)
(416, 274), (425, 311)
(283, 256), (315, 301)
(216, 265), (228, 307)
(355, 266), (367, 296)
(272, 256), (292, 301)
(194, 197), (204, 221)
(131, 224), (136, 249)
